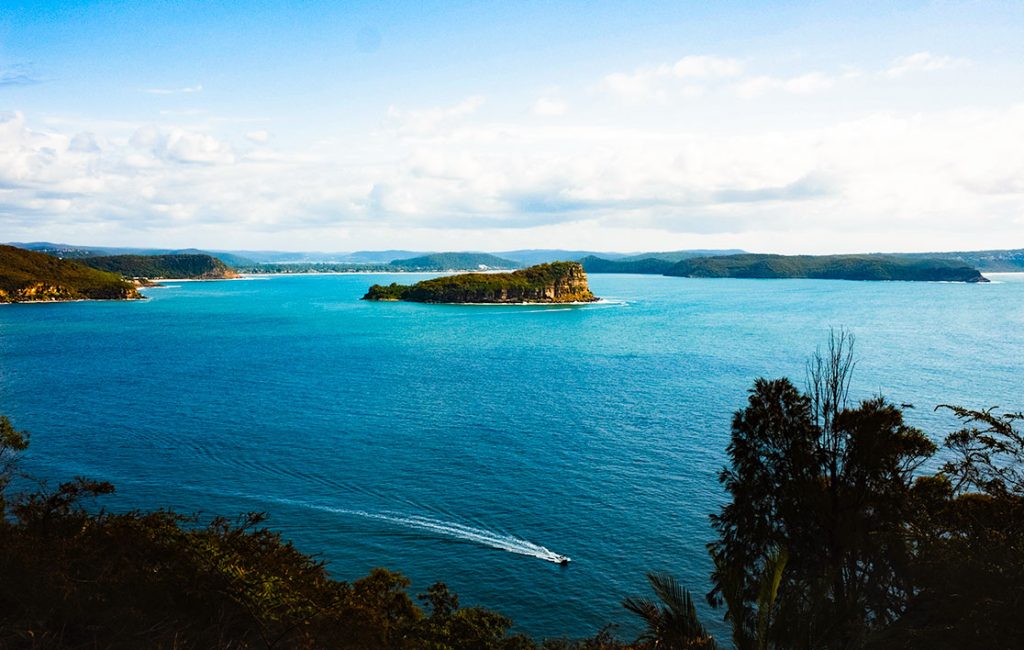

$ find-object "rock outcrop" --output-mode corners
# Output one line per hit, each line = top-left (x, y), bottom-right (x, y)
(363, 262), (599, 303)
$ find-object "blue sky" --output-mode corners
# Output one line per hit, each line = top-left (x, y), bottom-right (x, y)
(1, 1), (1022, 252)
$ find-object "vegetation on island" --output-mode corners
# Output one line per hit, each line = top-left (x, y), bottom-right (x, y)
(1, 330), (1021, 648)
(363, 261), (598, 303)
(81, 254), (239, 280)
(583, 252), (990, 282)
(0, 245), (142, 303)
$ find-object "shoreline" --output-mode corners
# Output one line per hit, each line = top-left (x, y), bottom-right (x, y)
(239, 270), (515, 277)
(0, 296), (146, 305)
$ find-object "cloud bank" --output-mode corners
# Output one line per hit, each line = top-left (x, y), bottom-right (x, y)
(1, 51), (1019, 253)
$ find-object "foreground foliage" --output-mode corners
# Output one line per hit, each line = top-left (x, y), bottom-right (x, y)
(701, 331), (1024, 649)
(0, 419), (625, 649)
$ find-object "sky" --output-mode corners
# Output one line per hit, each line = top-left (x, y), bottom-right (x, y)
(1, 0), (1022, 254)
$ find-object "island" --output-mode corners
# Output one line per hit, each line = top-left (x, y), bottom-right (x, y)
(581, 252), (989, 282)
(80, 254), (239, 280)
(664, 254), (989, 282)
(0, 245), (142, 303)
(362, 261), (599, 303)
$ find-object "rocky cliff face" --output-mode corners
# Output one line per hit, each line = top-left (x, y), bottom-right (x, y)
(363, 261), (599, 303)
(0, 281), (141, 303)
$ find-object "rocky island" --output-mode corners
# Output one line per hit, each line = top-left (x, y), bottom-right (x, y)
(0, 245), (142, 303)
(362, 261), (598, 303)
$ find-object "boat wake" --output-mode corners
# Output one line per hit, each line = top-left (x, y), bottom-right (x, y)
(268, 496), (570, 564)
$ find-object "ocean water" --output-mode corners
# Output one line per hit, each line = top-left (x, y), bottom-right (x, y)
(1, 272), (1022, 640)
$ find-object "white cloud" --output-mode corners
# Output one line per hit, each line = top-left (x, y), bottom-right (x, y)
(532, 97), (567, 116)
(884, 52), (967, 78)
(734, 72), (835, 99)
(144, 84), (204, 95)
(670, 55), (744, 79)
(386, 96), (485, 136)
(601, 55), (742, 102)
(246, 129), (271, 143)
(3, 100), (1023, 253)
(130, 126), (235, 165)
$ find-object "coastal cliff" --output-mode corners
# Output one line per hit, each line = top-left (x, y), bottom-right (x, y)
(362, 261), (598, 303)
(0, 245), (142, 303)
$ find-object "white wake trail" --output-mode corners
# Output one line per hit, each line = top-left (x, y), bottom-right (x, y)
(269, 496), (569, 563)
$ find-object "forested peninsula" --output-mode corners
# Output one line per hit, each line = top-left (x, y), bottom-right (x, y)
(80, 253), (238, 280)
(363, 262), (598, 303)
(583, 253), (990, 282)
(0, 245), (141, 303)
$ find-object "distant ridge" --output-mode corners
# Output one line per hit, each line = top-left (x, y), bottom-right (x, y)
(388, 252), (519, 270)
(10, 242), (256, 268)
(615, 249), (746, 263)
(9, 242), (1021, 273)
(579, 255), (675, 274)
(496, 250), (628, 266)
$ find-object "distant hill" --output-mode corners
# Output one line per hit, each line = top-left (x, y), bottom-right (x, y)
(579, 256), (676, 274)
(389, 252), (519, 270)
(9, 242), (255, 267)
(496, 250), (628, 266)
(81, 254), (238, 280)
(665, 254), (988, 282)
(0, 245), (142, 302)
(615, 249), (746, 263)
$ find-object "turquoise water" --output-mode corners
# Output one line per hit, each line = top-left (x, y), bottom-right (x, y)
(1, 273), (1022, 639)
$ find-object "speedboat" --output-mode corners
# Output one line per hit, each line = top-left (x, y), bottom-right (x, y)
(554, 555), (571, 565)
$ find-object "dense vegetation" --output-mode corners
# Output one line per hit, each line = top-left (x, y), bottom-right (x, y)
(0, 245), (141, 302)
(363, 262), (597, 303)
(1, 331), (1020, 648)
(81, 254), (238, 279)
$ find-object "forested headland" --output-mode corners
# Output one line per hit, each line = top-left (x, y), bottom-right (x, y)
(0, 245), (142, 303)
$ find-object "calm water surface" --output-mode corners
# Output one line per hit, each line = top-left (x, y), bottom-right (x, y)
(1, 273), (1022, 639)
